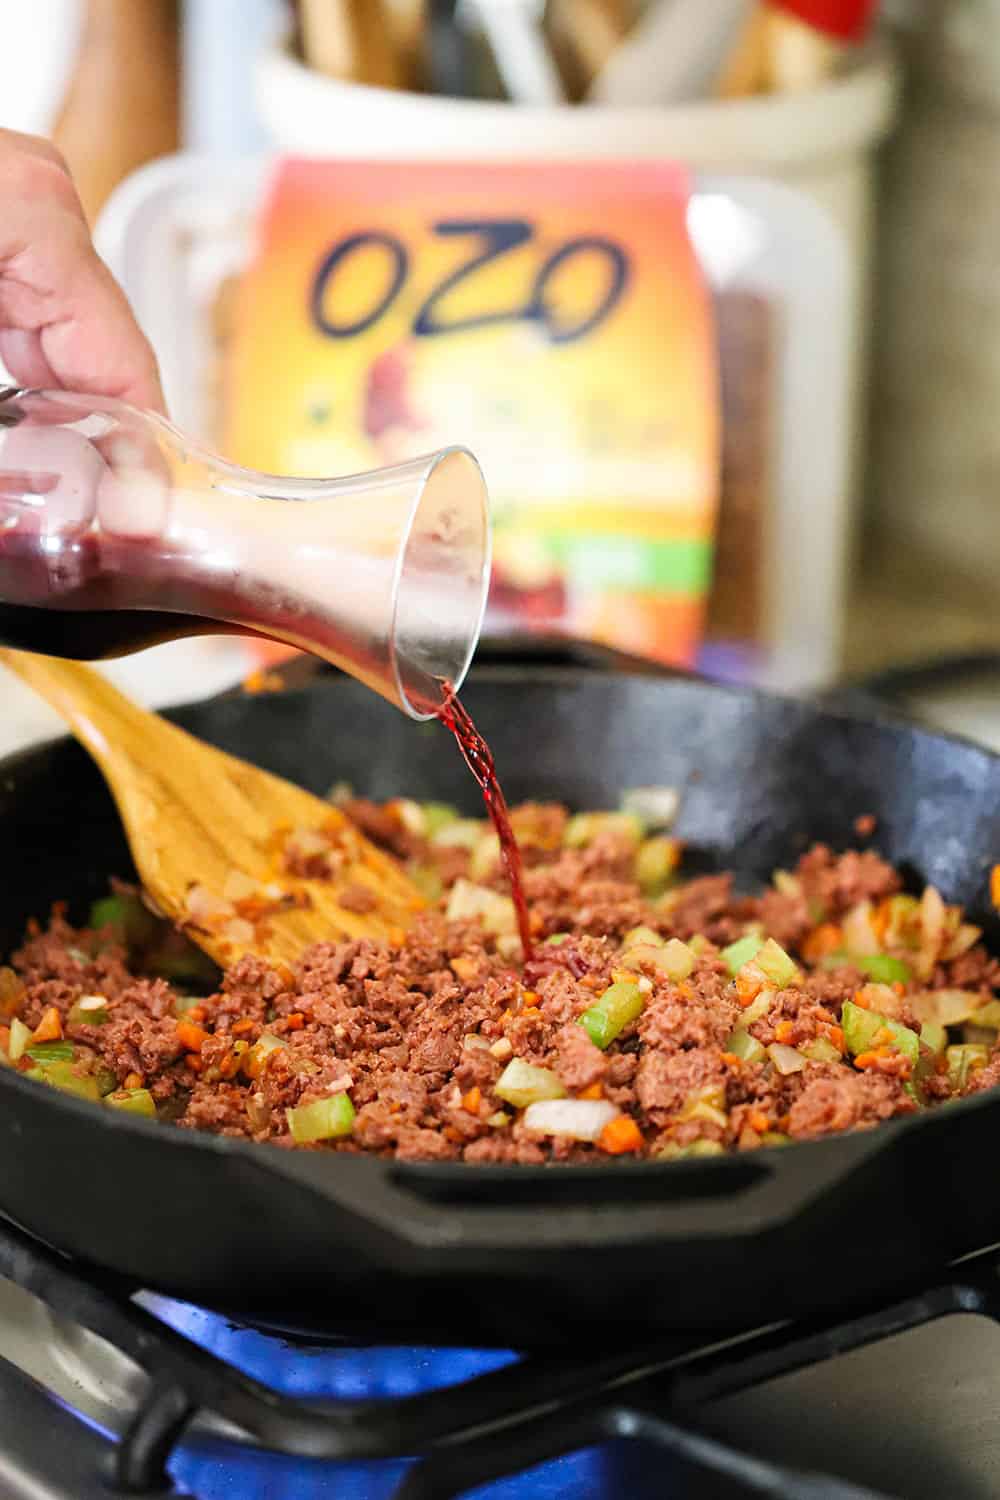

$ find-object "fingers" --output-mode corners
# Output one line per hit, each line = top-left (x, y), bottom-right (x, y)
(0, 129), (166, 414)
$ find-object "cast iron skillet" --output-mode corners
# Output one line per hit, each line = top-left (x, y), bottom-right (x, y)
(2, 644), (1000, 1348)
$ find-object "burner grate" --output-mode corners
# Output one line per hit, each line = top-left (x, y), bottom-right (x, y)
(1, 1213), (998, 1500)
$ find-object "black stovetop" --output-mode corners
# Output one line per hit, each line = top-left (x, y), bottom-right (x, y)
(3, 1212), (1000, 1499)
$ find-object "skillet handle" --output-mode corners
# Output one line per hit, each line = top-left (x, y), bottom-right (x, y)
(257, 1126), (892, 1255)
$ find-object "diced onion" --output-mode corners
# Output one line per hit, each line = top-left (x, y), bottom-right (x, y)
(446, 879), (516, 935)
(287, 828), (329, 859)
(223, 917), (255, 945)
(185, 885), (233, 924)
(843, 901), (880, 958)
(910, 989), (982, 1026)
(495, 1059), (566, 1108)
(223, 869), (258, 903)
(620, 786), (679, 832)
(619, 938), (694, 981)
(522, 1099), (619, 1141)
(767, 1043), (807, 1075)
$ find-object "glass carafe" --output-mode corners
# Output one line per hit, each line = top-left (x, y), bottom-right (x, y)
(0, 388), (491, 718)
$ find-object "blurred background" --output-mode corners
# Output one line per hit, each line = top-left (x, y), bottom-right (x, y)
(4, 0), (1000, 749)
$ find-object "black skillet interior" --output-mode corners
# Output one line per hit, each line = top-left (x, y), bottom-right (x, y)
(3, 642), (1000, 1347)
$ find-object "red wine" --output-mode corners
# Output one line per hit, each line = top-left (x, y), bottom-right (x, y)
(437, 684), (533, 962)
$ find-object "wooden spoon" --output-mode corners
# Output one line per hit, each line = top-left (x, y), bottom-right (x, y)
(0, 650), (425, 970)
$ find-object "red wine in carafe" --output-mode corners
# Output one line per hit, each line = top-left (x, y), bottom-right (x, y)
(437, 684), (533, 962)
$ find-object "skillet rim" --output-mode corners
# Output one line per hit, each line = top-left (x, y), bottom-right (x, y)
(2, 663), (1000, 1252)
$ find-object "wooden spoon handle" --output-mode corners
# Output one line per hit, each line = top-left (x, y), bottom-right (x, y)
(0, 649), (181, 771)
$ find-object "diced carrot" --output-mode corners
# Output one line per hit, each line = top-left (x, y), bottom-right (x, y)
(854, 1047), (890, 1070)
(871, 903), (890, 942)
(462, 1086), (482, 1114)
(124, 1071), (144, 1091)
(801, 923), (843, 962)
(775, 1020), (794, 1043)
(387, 927), (406, 946)
(720, 1053), (741, 1070)
(872, 1026), (894, 1047)
(992, 864), (1000, 910)
(0, 1025), (10, 1056)
(521, 991), (539, 1005)
(852, 990), (871, 1009)
(521, 1006), (541, 1018)
(389, 1100), (401, 1113)
(892, 982), (905, 997)
(184, 1054), (203, 1073)
(749, 1109), (771, 1134)
(176, 1020), (208, 1052)
(598, 1116), (644, 1155)
(185, 1006), (206, 1024)
(442, 1125), (464, 1143)
(578, 1082), (604, 1100)
(32, 1006), (63, 1043)
(285, 1012), (305, 1031)
(231, 1018), (256, 1036)
(218, 1051), (241, 1080)
(825, 1025), (845, 1052)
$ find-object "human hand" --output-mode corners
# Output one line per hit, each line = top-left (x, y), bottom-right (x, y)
(0, 129), (164, 413)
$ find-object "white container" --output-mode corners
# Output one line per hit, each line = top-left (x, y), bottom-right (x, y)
(98, 157), (850, 690)
(253, 35), (897, 678)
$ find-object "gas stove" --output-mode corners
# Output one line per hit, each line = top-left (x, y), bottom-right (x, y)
(2, 1213), (1000, 1499)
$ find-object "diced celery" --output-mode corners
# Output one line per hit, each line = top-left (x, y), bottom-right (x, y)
(68, 997), (109, 1026)
(286, 1092), (355, 1144)
(688, 934), (709, 955)
(741, 989), (775, 1025)
(946, 1043), (990, 1092)
(722, 934), (763, 976)
(755, 939), (801, 988)
(726, 1027), (766, 1064)
(421, 802), (459, 838)
(27, 1060), (101, 1101)
(760, 1132), (792, 1148)
(564, 812), (642, 849)
(841, 1001), (918, 1064)
(89, 892), (158, 951)
(495, 1059), (566, 1108)
(622, 926), (664, 950)
(801, 1037), (842, 1064)
(919, 1020), (948, 1056)
(545, 932), (570, 946)
(655, 1138), (725, 1160)
(636, 836), (680, 897)
(678, 1083), (728, 1128)
(858, 954), (912, 986)
(841, 1000), (884, 1056)
(619, 939), (693, 982)
(8, 1016), (31, 1062)
(96, 1066), (119, 1097)
(106, 1088), (157, 1117)
(26, 1041), (75, 1063)
(578, 981), (645, 1050)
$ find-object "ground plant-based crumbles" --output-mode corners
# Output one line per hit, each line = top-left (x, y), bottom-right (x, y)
(3, 790), (1000, 1162)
